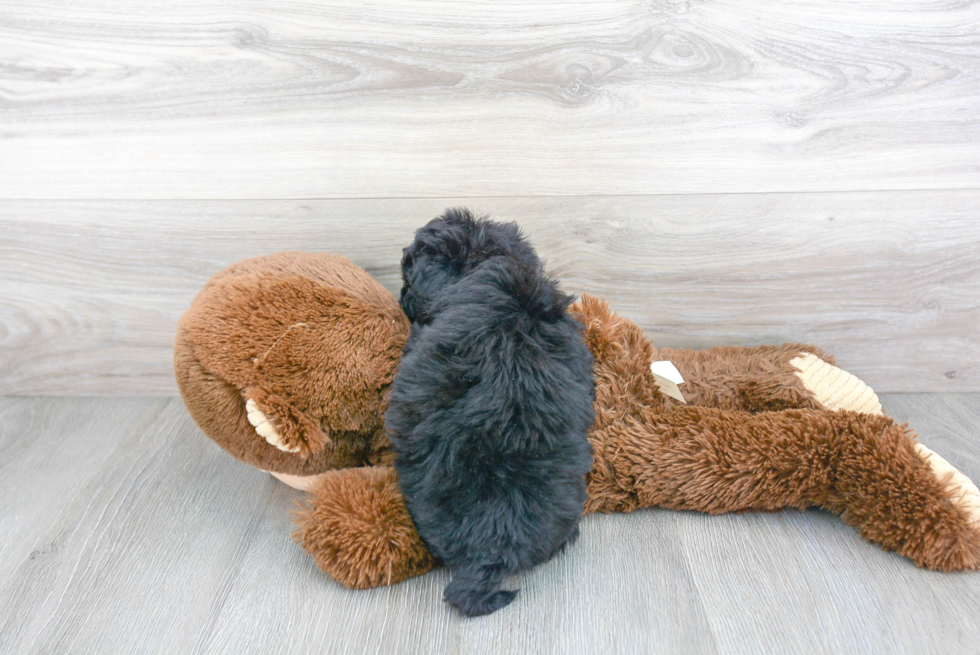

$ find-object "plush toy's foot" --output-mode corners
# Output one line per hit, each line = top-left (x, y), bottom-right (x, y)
(857, 432), (980, 572)
(790, 352), (883, 415)
(292, 466), (438, 589)
(914, 443), (980, 533)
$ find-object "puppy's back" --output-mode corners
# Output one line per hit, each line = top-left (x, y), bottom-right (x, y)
(387, 256), (595, 616)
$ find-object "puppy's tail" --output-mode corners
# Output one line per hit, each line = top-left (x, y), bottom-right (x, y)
(443, 564), (517, 617)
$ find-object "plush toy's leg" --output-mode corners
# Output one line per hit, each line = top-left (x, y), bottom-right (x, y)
(587, 405), (980, 571)
(292, 466), (439, 589)
(657, 344), (882, 415)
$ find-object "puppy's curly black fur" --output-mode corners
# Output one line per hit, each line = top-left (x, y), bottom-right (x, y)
(386, 208), (595, 617)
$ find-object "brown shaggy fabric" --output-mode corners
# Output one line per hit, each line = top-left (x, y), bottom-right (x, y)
(657, 343), (834, 412)
(292, 466), (438, 589)
(175, 252), (407, 475)
(293, 294), (980, 587)
(578, 294), (980, 571)
(176, 257), (979, 587)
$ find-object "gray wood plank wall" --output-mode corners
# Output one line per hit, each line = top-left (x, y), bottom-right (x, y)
(2, 0), (979, 198)
(2, 0), (979, 395)
(2, 194), (978, 395)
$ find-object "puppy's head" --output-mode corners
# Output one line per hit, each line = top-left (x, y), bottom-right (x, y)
(400, 208), (539, 324)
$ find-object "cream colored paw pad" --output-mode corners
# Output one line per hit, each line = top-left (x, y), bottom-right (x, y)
(263, 470), (330, 492)
(915, 443), (980, 527)
(246, 399), (300, 453)
(790, 352), (883, 416)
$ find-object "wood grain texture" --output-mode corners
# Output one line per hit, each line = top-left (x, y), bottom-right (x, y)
(681, 392), (980, 655)
(1, 0), (979, 198)
(2, 192), (978, 395)
(1, 395), (978, 653)
(202, 497), (718, 654)
(0, 398), (276, 653)
(0, 398), (169, 585)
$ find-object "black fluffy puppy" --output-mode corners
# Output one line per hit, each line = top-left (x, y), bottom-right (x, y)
(386, 208), (595, 617)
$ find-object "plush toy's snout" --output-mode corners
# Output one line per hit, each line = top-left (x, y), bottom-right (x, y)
(175, 251), (408, 477)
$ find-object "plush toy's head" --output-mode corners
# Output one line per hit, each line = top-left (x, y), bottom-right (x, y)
(399, 208), (540, 325)
(174, 252), (409, 479)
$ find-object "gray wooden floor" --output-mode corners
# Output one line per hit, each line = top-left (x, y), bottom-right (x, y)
(1, 393), (978, 654)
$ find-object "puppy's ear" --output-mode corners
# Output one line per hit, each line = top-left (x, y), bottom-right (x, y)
(400, 252), (458, 325)
(399, 280), (425, 324)
(399, 245), (423, 323)
(400, 246), (416, 272)
(446, 211), (540, 274)
(400, 243), (449, 324)
(400, 208), (538, 324)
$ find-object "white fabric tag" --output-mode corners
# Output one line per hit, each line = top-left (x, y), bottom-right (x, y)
(650, 360), (686, 403)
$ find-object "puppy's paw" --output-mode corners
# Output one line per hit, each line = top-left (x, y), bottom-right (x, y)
(246, 398), (301, 453)
(446, 588), (518, 617)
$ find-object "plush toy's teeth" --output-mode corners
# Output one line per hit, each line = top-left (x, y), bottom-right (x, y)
(263, 424), (301, 453)
(245, 399), (301, 453)
(246, 399), (263, 426)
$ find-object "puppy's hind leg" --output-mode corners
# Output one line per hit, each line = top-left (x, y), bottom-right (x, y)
(443, 563), (517, 617)
(551, 524), (580, 557)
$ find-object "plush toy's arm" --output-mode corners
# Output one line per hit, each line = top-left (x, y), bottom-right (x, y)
(292, 466), (439, 589)
(587, 404), (980, 572)
(657, 344), (882, 415)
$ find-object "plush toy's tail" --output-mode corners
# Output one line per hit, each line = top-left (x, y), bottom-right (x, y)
(443, 564), (517, 617)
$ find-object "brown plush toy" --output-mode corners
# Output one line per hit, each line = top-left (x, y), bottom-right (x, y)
(175, 251), (980, 592)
